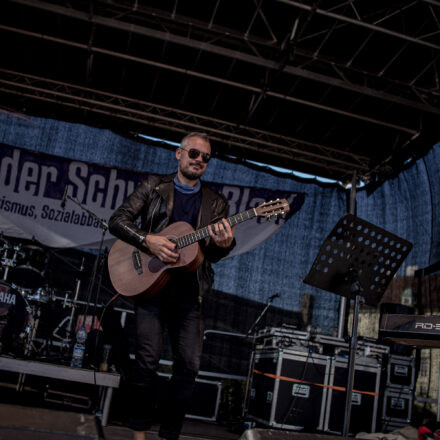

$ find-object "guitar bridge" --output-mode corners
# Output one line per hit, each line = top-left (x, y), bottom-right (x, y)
(132, 250), (143, 275)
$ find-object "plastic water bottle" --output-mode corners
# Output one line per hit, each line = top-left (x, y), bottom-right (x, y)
(70, 325), (87, 368)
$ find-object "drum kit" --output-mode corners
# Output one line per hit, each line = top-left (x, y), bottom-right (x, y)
(0, 236), (73, 358)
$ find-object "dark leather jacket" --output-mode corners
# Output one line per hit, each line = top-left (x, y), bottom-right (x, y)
(108, 173), (235, 298)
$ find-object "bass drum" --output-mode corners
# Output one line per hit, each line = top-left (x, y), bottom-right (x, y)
(9, 245), (48, 289)
(0, 281), (30, 354)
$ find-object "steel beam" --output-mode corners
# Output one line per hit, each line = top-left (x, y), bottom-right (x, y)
(0, 68), (374, 178)
(0, 24), (424, 134)
(4, 0), (440, 114)
(275, 0), (440, 51)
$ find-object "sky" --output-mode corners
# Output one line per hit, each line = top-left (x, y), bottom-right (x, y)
(137, 134), (349, 187)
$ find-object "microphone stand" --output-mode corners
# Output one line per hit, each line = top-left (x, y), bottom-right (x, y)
(63, 193), (109, 232)
(61, 193), (108, 344)
(242, 293), (279, 419)
(247, 294), (279, 338)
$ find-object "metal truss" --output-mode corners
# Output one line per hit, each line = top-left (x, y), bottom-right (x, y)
(0, 22), (420, 135)
(0, 68), (372, 180)
(1, 0), (437, 183)
(6, 0), (440, 114)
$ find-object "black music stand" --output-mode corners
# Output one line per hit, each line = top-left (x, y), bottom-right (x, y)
(303, 213), (412, 437)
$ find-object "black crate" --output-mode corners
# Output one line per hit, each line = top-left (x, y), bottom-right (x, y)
(386, 355), (415, 390)
(381, 388), (413, 423)
(324, 356), (381, 435)
(248, 348), (330, 431)
(158, 373), (221, 421)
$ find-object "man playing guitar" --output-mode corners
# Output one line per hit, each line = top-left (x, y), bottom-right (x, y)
(109, 132), (235, 440)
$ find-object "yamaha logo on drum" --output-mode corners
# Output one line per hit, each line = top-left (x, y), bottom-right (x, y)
(0, 290), (16, 305)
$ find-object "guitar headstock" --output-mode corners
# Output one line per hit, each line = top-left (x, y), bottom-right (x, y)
(255, 198), (290, 219)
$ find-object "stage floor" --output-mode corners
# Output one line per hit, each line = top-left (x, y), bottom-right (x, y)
(106, 420), (241, 440)
(0, 402), (419, 440)
(0, 403), (241, 440)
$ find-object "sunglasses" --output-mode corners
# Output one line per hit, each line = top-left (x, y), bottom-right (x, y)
(180, 147), (211, 164)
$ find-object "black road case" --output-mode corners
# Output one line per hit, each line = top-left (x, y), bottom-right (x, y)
(386, 355), (416, 390)
(323, 355), (381, 435)
(381, 388), (413, 426)
(248, 348), (331, 431)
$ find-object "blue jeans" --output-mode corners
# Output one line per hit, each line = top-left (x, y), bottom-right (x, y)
(127, 300), (203, 440)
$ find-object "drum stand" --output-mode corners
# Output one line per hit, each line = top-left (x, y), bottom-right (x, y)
(303, 214), (412, 437)
(52, 259), (85, 348)
(1, 240), (21, 282)
(16, 305), (42, 391)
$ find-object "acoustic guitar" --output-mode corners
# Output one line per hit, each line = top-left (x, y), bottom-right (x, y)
(107, 198), (290, 299)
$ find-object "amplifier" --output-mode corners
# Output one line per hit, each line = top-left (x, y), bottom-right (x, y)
(256, 327), (309, 339)
(247, 348), (330, 431)
(323, 356), (382, 435)
(259, 336), (319, 352)
(255, 327), (315, 353)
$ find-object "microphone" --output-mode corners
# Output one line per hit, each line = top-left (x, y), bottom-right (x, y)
(269, 293), (280, 301)
(60, 185), (69, 209)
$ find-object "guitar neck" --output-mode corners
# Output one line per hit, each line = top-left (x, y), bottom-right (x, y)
(176, 207), (257, 249)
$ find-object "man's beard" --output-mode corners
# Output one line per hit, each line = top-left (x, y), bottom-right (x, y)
(180, 165), (203, 181)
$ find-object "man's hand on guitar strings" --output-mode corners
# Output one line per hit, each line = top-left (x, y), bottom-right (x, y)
(144, 234), (179, 263)
(209, 218), (235, 248)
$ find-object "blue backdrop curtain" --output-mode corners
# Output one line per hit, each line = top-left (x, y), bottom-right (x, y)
(1, 113), (439, 333)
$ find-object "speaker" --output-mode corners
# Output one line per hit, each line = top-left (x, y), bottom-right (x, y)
(240, 428), (343, 440)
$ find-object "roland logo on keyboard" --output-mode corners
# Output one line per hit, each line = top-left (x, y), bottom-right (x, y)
(415, 322), (440, 330)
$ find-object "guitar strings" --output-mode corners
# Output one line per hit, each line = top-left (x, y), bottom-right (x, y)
(176, 208), (256, 249)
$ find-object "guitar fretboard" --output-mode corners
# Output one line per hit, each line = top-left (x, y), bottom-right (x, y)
(176, 208), (257, 249)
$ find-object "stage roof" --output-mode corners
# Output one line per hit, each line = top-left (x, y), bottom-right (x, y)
(1, 0), (439, 185)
